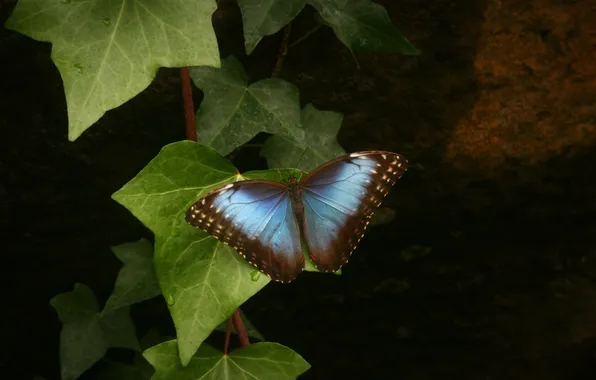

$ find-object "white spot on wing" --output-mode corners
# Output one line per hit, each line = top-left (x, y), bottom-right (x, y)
(349, 152), (366, 157)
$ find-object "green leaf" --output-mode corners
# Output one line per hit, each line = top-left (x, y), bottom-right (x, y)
(214, 309), (266, 341)
(112, 142), (238, 236)
(157, 230), (270, 366)
(112, 141), (271, 366)
(51, 283), (140, 380)
(5, 0), (220, 141)
(262, 104), (345, 171)
(103, 238), (161, 314)
(144, 340), (310, 379)
(309, 0), (419, 54)
(190, 56), (304, 156)
(101, 307), (142, 351)
(238, 0), (306, 54)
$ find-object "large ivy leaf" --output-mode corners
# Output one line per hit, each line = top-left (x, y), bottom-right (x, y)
(112, 141), (271, 366)
(190, 56), (304, 156)
(261, 103), (345, 171)
(103, 238), (161, 314)
(5, 0), (220, 141)
(144, 340), (310, 379)
(309, 0), (419, 54)
(238, 0), (306, 54)
(51, 283), (140, 380)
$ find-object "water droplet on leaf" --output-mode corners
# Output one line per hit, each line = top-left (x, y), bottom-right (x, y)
(250, 270), (261, 282)
(74, 63), (84, 74)
(101, 18), (110, 26)
(165, 294), (175, 305)
(60, 0), (71, 4)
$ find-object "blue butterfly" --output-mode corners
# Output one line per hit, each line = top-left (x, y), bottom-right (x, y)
(185, 151), (408, 283)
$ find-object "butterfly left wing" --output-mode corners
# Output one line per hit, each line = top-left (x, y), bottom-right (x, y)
(299, 151), (408, 273)
(185, 180), (304, 283)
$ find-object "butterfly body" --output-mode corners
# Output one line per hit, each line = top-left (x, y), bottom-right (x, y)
(186, 151), (408, 283)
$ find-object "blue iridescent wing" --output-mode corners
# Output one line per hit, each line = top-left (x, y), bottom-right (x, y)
(186, 180), (304, 283)
(299, 151), (408, 273)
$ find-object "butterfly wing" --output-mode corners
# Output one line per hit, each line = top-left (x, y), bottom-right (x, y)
(186, 180), (304, 283)
(299, 151), (408, 272)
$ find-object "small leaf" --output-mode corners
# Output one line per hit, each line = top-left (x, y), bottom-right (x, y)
(144, 340), (310, 379)
(103, 238), (161, 314)
(5, 0), (220, 141)
(309, 0), (419, 54)
(214, 309), (266, 341)
(190, 56), (304, 156)
(139, 328), (168, 351)
(101, 307), (141, 351)
(238, 0), (307, 54)
(262, 103), (345, 171)
(51, 284), (140, 380)
(51, 284), (108, 380)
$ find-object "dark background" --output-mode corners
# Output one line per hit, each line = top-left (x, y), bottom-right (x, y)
(2, 0), (596, 379)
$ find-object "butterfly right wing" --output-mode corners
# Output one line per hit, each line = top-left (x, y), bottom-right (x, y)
(185, 180), (304, 283)
(300, 151), (408, 273)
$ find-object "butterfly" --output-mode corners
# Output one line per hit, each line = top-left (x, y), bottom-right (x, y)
(185, 151), (408, 283)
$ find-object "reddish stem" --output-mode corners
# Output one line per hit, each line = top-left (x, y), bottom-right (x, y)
(232, 309), (250, 346)
(178, 66), (249, 348)
(179, 67), (197, 142)
(223, 317), (233, 355)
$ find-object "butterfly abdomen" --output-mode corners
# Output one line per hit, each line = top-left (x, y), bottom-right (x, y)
(288, 179), (305, 229)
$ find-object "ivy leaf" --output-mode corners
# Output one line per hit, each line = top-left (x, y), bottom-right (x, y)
(112, 142), (238, 236)
(238, 0), (306, 54)
(190, 56), (304, 156)
(5, 0), (220, 141)
(261, 104), (345, 171)
(213, 309), (266, 341)
(103, 238), (161, 314)
(112, 141), (271, 366)
(101, 307), (142, 351)
(144, 340), (310, 379)
(309, 0), (419, 54)
(235, 0), (418, 56)
(51, 283), (140, 380)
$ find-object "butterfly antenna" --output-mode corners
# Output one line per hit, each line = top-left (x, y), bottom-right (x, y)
(268, 154), (288, 184)
(294, 147), (309, 181)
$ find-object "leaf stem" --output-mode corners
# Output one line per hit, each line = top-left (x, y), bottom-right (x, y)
(272, 24), (292, 78)
(179, 67), (197, 142)
(178, 66), (250, 350)
(223, 317), (233, 355)
(289, 24), (323, 49)
(232, 309), (250, 346)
